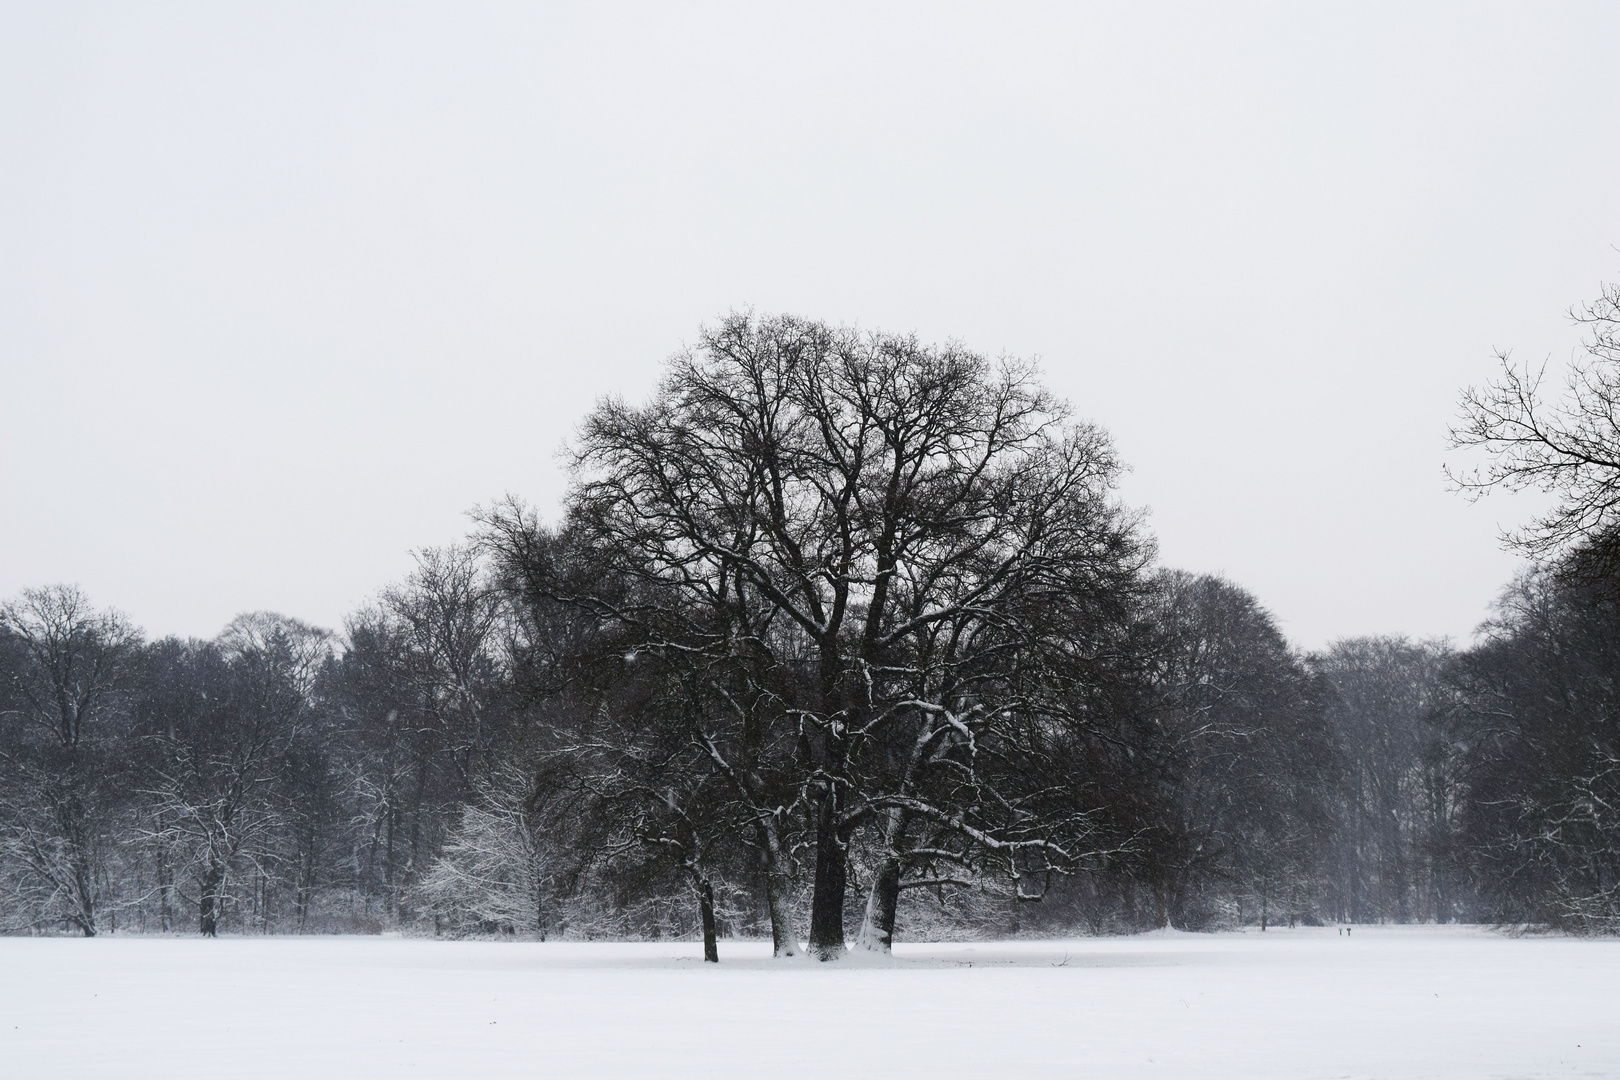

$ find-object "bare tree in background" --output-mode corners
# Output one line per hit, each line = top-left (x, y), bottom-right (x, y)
(1316, 636), (1453, 924)
(418, 759), (553, 938)
(0, 586), (139, 935)
(336, 546), (508, 922)
(1451, 279), (1620, 578)
(1136, 571), (1335, 931)
(377, 546), (506, 791)
(1440, 568), (1620, 931)
(145, 614), (331, 936)
(1441, 277), (1620, 931)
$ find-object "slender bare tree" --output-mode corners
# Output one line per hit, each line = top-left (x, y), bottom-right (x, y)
(0, 586), (139, 935)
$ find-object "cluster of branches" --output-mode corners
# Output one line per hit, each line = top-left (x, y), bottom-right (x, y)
(12, 299), (1620, 948)
(0, 546), (530, 939)
(0, 570), (1519, 946)
(0, 317), (1366, 950)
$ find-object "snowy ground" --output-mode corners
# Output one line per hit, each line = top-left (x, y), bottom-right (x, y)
(2, 926), (1616, 1078)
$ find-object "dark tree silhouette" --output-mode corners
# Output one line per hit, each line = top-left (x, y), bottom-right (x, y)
(484, 314), (1150, 958)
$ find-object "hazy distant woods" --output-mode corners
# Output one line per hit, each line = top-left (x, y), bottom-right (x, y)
(6, 301), (1620, 948)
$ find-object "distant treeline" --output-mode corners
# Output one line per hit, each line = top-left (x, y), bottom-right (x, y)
(4, 313), (1619, 951)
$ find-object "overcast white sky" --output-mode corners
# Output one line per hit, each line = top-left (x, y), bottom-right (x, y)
(4, 3), (1619, 649)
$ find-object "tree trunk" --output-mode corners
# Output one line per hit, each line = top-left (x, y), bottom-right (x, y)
(532, 841), (547, 942)
(296, 837), (314, 933)
(260, 870), (272, 934)
(157, 843), (173, 933)
(199, 862), (224, 937)
(405, 764), (424, 923)
(58, 788), (98, 936)
(855, 855), (902, 954)
(807, 787), (847, 961)
(698, 879), (718, 963)
(854, 808), (908, 954)
(755, 820), (799, 958)
(384, 803), (397, 918)
(71, 860), (96, 936)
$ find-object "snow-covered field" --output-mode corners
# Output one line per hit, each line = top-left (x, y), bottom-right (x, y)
(2, 926), (1615, 1078)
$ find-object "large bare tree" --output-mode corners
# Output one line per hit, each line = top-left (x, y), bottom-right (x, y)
(487, 314), (1149, 959)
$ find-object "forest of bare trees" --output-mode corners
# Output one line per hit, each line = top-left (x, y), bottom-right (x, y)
(5, 304), (1620, 952)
